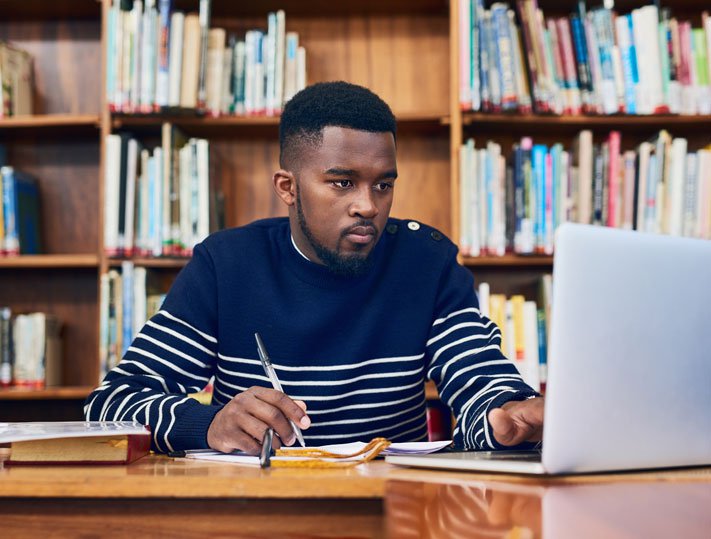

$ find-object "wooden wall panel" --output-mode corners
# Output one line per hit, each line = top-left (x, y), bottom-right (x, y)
(5, 139), (100, 255)
(0, 269), (99, 386)
(0, 20), (100, 114)
(211, 131), (450, 234)
(213, 14), (449, 117)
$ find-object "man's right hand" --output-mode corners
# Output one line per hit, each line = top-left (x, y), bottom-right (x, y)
(207, 386), (310, 455)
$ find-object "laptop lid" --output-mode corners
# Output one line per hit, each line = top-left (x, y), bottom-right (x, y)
(542, 224), (711, 473)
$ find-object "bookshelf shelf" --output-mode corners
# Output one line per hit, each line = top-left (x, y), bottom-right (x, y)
(0, 114), (101, 136)
(461, 113), (711, 134)
(112, 112), (447, 137)
(107, 257), (190, 269)
(0, 386), (94, 401)
(0, 255), (100, 269)
(461, 255), (554, 268)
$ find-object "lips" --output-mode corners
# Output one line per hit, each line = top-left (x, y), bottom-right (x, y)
(344, 225), (377, 245)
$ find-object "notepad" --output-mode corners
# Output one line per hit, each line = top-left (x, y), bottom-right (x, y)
(182, 440), (452, 466)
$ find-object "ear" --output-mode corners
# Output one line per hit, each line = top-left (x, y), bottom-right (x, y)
(273, 169), (296, 206)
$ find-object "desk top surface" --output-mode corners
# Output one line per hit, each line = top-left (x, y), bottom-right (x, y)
(1, 456), (710, 538)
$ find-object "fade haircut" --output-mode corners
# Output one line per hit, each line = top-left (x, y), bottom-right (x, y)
(279, 81), (397, 170)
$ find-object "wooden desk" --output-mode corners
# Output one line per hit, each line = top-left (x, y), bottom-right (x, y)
(1, 455), (709, 538)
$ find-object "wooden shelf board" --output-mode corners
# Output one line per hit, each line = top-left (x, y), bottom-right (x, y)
(461, 113), (711, 134)
(0, 386), (94, 401)
(0, 254), (99, 269)
(0, 114), (100, 129)
(107, 257), (190, 269)
(175, 0), (447, 17)
(462, 255), (554, 267)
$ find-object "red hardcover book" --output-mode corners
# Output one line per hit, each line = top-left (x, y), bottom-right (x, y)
(2, 421), (151, 465)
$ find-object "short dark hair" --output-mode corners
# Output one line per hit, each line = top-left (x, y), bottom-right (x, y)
(279, 81), (397, 170)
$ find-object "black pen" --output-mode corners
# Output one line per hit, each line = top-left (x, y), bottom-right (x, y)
(255, 332), (306, 447)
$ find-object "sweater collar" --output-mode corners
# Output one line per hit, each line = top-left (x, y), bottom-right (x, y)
(281, 221), (389, 289)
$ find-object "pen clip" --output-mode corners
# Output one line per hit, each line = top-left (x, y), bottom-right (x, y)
(260, 427), (274, 468)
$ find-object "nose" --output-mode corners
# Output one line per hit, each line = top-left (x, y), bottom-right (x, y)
(349, 185), (378, 219)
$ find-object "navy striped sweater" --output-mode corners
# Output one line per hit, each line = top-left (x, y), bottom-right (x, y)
(85, 217), (537, 452)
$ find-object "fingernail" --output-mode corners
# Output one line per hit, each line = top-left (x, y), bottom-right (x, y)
(300, 415), (311, 428)
(286, 435), (296, 446)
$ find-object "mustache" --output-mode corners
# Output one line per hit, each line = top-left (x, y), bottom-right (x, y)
(341, 220), (378, 238)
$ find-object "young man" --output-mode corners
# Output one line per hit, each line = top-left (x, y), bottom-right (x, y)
(85, 82), (543, 454)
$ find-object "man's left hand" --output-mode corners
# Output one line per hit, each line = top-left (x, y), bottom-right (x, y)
(487, 397), (544, 447)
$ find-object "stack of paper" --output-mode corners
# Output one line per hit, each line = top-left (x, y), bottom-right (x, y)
(182, 440), (453, 466)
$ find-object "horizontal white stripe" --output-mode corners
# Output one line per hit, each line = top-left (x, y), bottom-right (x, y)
(158, 310), (217, 343)
(432, 307), (481, 327)
(427, 320), (494, 347)
(429, 327), (500, 365)
(145, 319), (217, 357)
(306, 413), (425, 440)
(99, 384), (130, 422)
(390, 419), (430, 442)
(127, 346), (211, 383)
(290, 378), (423, 402)
(427, 345), (503, 382)
(135, 333), (211, 369)
(218, 352), (425, 372)
(314, 400), (425, 427)
(307, 388), (424, 415)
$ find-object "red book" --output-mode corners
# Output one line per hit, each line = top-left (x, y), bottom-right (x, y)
(2, 421), (151, 465)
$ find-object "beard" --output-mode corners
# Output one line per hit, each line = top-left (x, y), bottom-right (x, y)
(295, 187), (376, 277)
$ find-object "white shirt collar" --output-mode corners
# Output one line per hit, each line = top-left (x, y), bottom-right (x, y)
(290, 234), (312, 261)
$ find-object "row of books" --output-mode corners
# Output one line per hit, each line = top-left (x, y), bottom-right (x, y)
(458, 1), (711, 115)
(0, 308), (62, 389)
(99, 263), (167, 378)
(0, 166), (42, 256)
(477, 275), (552, 392)
(107, 1), (306, 117)
(104, 125), (224, 257)
(459, 130), (711, 257)
(0, 41), (33, 117)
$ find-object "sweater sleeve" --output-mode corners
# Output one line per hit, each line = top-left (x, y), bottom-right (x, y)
(425, 245), (539, 450)
(84, 243), (222, 453)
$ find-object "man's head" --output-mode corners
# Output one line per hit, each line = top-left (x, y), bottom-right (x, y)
(274, 82), (398, 277)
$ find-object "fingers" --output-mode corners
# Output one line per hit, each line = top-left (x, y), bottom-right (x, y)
(488, 407), (518, 446)
(206, 387), (310, 455)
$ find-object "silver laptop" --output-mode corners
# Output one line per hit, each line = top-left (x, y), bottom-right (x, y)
(387, 224), (711, 474)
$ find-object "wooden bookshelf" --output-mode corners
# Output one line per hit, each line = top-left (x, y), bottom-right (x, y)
(0, 255), (99, 268)
(0, 386), (94, 401)
(461, 255), (554, 268)
(1, 0), (709, 419)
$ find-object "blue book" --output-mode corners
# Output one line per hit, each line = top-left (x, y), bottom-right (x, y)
(121, 261), (134, 357)
(531, 145), (548, 252)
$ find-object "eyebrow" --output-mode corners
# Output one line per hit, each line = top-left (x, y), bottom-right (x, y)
(323, 167), (398, 180)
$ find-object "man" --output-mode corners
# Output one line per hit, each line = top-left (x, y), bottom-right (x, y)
(85, 81), (543, 454)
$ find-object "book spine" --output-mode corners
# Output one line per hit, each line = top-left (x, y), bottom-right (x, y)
(155, 0), (172, 108)
(1, 167), (19, 255)
(0, 307), (11, 386)
(196, 0), (212, 109)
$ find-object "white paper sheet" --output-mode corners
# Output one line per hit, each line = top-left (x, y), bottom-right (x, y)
(183, 440), (453, 465)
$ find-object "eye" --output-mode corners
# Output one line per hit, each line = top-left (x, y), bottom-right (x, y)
(374, 182), (394, 192)
(331, 180), (353, 189)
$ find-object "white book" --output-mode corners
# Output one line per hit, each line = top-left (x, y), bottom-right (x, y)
(667, 138), (688, 236)
(265, 12), (277, 115)
(120, 9), (132, 110)
(504, 300), (516, 361)
(179, 143), (192, 250)
(138, 149), (150, 254)
(205, 28), (225, 116)
(129, 1), (143, 112)
(283, 32), (299, 103)
(633, 6), (664, 114)
(99, 273), (110, 378)
(139, 0), (157, 112)
(124, 138), (139, 255)
(167, 11), (184, 107)
(151, 147), (163, 257)
(254, 34), (266, 114)
(635, 142), (652, 232)
(106, 0), (120, 110)
(469, 142), (481, 257)
(133, 266), (147, 335)
(220, 42), (233, 115)
(274, 10), (286, 111)
(196, 138), (210, 245)
(458, 0), (471, 108)
(180, 13), (201, 108)
(522, 300), (541, 392)
(244, 31), (257, 114)
(477, 282), (490, 318)
(297, 46), (306, 93)
(477, 148), (488, 253)
(696, 150), (711, 240)
(459, 143), (471, 256)
(576, 130), (593, 225)
(104, 134), (122, 256)
(233, 41), (246, 114)
(682, 153), (698, 238)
